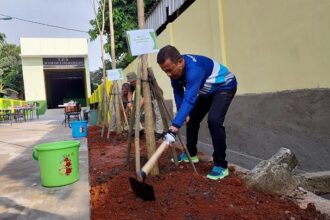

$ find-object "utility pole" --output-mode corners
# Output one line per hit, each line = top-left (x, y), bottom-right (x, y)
(136, 0), (158, 175)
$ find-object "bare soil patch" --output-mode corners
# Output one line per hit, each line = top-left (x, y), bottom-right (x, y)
(88, 126), (325, 220)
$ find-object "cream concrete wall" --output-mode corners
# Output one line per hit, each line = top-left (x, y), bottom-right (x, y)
(223, 0), (330, 94)
(20, 38), (88, 57)
(21, 58), (46, 101)
(170, 0), (215, 58)
(148, 27), (174, 102)
(124, 0), (330, 99)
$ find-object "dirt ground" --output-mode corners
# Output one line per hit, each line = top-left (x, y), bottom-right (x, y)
(88, 126), (326, 220)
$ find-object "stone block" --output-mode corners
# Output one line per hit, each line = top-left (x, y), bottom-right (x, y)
(246, 148), (300, 194)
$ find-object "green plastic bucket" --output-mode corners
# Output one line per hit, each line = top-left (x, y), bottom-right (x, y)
(33, 140), (80, 187)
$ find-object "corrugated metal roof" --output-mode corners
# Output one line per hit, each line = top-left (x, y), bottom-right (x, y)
(146, 0), (189, 31)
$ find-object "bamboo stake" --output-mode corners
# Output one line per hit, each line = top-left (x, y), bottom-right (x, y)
(106, 85), (116, 139)
(162, 97), (198, 174)
(97, 101), (103, 126)
(147, 68), (178, 165)
(102, 82), (113, 136)
(91, 0), (108, 133)
(106, 86), (127, 139)
(125, 91), (137, 165)
(147, 67), (197, 174)
(161, 95), (197, 174)
(118, 92), (129, 128)
(114, 83), (122, 134)
(134, 62), (142, 175)
(137, 0), (158, 176)
(108, 0), (122, 135)
(109, 0), (115, 70)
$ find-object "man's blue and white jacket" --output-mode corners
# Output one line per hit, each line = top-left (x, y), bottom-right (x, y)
(171, 54), (237, 128)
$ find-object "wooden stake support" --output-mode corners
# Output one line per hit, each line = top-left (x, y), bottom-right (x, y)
(101, 83), (113, 137)
(147, 69), (178, 166)
(126, 63), (140, 165)
(134, 60), (142, 175)
(137, 0), (158, 176)
(125, 67), (198, 175)
(125, 92), (137, 165)
(147, 67), (197, 174)
(126, 0), (196, 177)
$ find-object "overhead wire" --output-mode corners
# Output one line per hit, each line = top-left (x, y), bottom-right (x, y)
(0, 13), (89, 33)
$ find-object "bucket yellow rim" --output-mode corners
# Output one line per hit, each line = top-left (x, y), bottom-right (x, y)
(35, 140), (80, 151)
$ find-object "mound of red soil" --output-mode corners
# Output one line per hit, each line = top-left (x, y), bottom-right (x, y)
(88, 126), (325, 220)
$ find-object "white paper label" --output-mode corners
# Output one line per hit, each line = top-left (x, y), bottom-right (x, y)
(126, 29), (159, 56)
(107, 69), (124, 81)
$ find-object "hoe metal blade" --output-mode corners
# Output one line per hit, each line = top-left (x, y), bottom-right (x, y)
(129, 177), (155, 201)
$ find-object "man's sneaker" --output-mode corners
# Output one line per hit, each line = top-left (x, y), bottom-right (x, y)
(171, 152), (199, 163)
(206, 166), (229, 180)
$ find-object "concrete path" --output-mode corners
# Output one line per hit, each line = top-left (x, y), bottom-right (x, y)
(0, 109), (90, 220)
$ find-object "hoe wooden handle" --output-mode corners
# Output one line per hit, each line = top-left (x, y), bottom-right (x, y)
(140, 141), (169, 179)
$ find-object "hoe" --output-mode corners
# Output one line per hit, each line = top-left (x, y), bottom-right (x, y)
(129, 141), (169, 201)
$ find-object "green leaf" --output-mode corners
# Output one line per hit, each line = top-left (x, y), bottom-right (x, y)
(88, 0), (157, 68)
(0, 34), (24, 97)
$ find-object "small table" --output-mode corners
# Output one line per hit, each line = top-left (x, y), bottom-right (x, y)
(60, 104), (81, 127)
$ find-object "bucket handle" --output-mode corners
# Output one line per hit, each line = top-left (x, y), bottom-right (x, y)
(32, 148), (38, 161)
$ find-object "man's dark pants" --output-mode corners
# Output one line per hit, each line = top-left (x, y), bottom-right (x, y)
(186, 87), (236, 168)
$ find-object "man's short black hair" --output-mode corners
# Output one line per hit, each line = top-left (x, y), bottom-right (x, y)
(122, 83), (130, 89)
(157, 45), (182, 64)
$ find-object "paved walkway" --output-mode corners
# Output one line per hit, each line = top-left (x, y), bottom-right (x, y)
(0, 109), (90, 220)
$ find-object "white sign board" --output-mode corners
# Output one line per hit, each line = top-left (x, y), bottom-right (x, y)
(107, 69), (123, 81)
(126, 29), (159, 56)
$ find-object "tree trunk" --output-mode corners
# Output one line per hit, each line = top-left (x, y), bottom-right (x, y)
(98, 33), (107, 129)
(92, 0), (108, 134)
(108, 0), (122, 134)
(109, 0), (116, 70)
(134, 64), (142, 174)
(100, 29), (108, 132)
(136, 0), (158, 176)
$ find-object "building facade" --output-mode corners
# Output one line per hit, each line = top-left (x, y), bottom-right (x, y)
(20, 38), (91, 112)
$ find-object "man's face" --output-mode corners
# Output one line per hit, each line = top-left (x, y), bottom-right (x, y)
(159, 58), (184, 79)
(122, 87), (128, 95)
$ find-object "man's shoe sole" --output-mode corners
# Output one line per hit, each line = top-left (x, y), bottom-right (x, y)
(206, 171), (229, 180)
(183, 159), (199, 163)
(171, 158), (199, 163)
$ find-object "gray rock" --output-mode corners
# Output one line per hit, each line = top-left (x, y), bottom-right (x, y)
(246, 148), (300, 194)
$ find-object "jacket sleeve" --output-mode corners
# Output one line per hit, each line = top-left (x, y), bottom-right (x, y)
(172, 67), (204, 128)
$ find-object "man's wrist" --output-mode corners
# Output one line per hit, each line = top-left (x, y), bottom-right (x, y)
(171, 123), (180, 129)
(169, 125), (179, 133)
